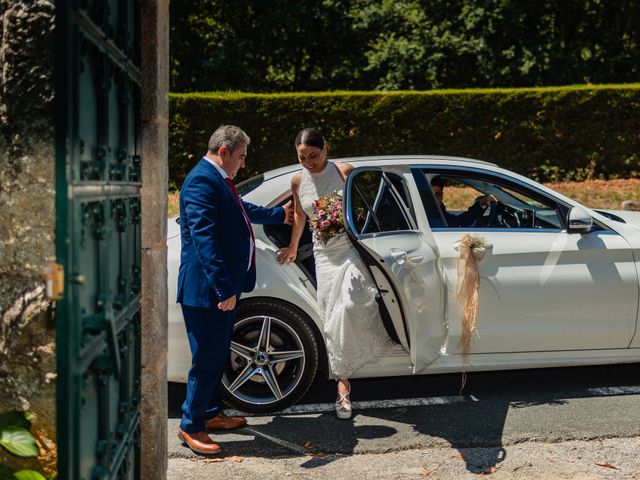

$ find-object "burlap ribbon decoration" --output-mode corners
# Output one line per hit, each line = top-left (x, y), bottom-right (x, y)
(456, 234), (486, 389)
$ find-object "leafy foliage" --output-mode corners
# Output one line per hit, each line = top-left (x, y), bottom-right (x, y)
(0, 414), (29, 433)
(0, 467), (47, 480)
(0, 413), (38, 458)
(170, 0), (363, 92)
(0, 429), (38, 458)
(12, 471), (46, 480)
(169, 85), (640, 186)
(0, 412), (46, 480)
(171, 0), (640, 92)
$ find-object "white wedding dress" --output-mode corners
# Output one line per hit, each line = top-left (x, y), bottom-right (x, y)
(298, 162), (393, 379)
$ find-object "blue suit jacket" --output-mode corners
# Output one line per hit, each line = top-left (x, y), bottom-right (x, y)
(441, 202), (484, 227)
(177, 159), (285, 308)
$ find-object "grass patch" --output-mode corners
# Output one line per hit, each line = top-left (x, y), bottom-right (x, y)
(545, 179), (640, 210)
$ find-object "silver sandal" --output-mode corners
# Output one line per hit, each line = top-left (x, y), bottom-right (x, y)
(335, 387), (352, 419)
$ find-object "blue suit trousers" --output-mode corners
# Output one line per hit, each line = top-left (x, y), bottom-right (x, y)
(179, 304), (235, 433)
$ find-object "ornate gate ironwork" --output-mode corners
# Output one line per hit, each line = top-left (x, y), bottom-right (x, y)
(55, 1), (141, 478)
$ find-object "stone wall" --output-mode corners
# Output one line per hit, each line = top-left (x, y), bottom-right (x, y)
(0, 0), (57, 476)
(140, 1), (170, 479)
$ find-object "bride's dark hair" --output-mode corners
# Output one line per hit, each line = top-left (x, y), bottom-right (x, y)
(295, 128), (326, 149)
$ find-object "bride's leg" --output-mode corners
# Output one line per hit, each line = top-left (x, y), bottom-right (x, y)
(335, 378), (352, 419)
(337, 378), (350, 399)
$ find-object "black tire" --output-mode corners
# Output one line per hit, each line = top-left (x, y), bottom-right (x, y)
(222, 298), (319, 413)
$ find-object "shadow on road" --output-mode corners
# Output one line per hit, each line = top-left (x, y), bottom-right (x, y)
(364, 397), (511, 474)
(168, 363), (640, 474)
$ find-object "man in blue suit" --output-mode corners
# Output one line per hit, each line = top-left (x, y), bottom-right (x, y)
(177, 125), (293, 455)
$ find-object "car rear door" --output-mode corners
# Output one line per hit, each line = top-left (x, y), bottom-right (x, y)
(343, 166), (447, 372)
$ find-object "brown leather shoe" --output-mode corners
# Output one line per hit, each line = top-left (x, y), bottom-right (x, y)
(205, 412), (247, 431)
(177, 427), (221, 455)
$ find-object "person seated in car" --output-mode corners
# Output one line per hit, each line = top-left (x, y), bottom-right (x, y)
(430, 175), (498, 228)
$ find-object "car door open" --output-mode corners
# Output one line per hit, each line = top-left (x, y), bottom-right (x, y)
(343, 167), (447, 373)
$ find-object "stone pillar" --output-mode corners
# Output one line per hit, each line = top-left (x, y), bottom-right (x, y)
(140, 1), (170, 479)
(0, 1), (57, 476)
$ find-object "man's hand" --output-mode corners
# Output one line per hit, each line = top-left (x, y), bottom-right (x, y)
(218, 294), (237, 311)
(479, 195), (498, 208)
(282, 200), (294, 225)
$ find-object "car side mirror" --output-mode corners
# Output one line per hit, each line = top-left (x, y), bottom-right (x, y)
(567, 206), (593, 234)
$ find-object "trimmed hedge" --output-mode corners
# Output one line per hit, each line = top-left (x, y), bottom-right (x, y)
(169, 85), (640, 186)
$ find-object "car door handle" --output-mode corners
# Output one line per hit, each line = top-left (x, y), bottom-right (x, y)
(390, 250), (424, 266)
(390, 250), (408, 264)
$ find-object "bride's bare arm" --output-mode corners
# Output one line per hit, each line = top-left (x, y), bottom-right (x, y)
(277, 173), (306, 264)
(335, 162), (354, 181)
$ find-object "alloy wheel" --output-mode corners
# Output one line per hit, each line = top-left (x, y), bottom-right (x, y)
(223, 315), (307, 406)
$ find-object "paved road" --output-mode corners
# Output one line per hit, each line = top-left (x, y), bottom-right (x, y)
(168, 364), (640, 478)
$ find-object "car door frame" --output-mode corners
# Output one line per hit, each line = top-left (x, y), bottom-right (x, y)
(343, 165), (448, 372)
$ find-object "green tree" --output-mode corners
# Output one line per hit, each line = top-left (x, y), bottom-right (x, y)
(170, 0), (366, 92)
(170, 0), (640, 92)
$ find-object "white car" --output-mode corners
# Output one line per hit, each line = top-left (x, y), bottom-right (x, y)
(168, 156), (640, 413)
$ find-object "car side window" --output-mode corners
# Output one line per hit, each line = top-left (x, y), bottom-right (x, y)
(349, 170), (414, 235)
(420, 170), (564, 230)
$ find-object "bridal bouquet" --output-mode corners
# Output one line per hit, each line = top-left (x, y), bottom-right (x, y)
(310, 190), (345, 245)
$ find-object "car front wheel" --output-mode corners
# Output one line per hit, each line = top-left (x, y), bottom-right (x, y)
(222, 298), (319, 413)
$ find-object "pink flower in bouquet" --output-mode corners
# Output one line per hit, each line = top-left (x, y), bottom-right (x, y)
(310, 189), (345, 245)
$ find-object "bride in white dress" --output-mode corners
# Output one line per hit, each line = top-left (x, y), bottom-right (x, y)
(276, 128), (393, 419)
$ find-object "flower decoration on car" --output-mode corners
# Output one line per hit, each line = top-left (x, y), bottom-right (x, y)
(456, 233), (488, 389)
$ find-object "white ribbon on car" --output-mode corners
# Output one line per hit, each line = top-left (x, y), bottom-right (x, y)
(455, 233), (487, 390)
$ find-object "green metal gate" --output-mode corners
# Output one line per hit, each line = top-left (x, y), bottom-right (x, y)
(55, 1), (141, 478)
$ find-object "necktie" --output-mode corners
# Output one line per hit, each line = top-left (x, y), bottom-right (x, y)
(225, 178), (256, 267)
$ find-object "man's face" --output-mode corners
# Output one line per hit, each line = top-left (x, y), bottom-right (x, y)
(220, 142), (247, 179)
(432, 185), (444, 203)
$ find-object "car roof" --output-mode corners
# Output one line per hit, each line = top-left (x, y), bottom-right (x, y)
(263, 155), (497, 180)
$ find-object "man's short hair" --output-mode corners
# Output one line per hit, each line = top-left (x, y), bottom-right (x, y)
(208, 125), (250, 154)
(430, 175), (446, 189)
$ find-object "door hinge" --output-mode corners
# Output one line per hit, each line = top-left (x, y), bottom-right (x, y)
(44, 261), (64, 301)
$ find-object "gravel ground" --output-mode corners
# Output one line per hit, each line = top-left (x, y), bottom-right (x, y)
(168, 436), (640, 480)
